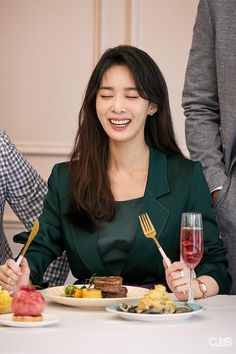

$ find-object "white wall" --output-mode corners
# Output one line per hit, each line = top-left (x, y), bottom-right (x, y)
(0, 0), (199, 254)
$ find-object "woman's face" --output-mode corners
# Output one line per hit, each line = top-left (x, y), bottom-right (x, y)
(96, 65), (157, 145)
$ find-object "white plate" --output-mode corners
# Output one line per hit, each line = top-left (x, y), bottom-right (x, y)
(42, 285), (149, 308)
(0, 313), (60, 327)
(106, 301), (205, 321)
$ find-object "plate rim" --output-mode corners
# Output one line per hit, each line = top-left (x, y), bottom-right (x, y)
(105, 300), (205, 321)
(42, 285), (149, 308)
(0, 313), (60, 327)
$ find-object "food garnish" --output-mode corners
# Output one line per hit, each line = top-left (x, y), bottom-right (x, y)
(64, 284), (78, 297)
(64, 273), (100, 298)
(117, 284), (193, 314)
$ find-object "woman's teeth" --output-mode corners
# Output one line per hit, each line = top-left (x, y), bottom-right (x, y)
(110, 119), (131, 127)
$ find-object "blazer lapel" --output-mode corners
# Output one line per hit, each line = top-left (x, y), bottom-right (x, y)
(69, 224), (110, 276)
(123, 149), (170, 274)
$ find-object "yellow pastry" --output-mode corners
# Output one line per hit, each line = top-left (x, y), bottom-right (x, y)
(136, 284), (176, 314)
(82, 288), (102, 298)
(0, 286), (12, 314)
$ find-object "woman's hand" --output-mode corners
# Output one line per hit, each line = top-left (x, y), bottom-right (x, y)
(164, 260), (190, 301)
(0, 257), (30, 293)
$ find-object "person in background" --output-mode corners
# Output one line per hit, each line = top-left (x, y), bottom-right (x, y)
(0, 45), (231, 299)
(0, 131), (70, 286)
(182, 0), (236, 294)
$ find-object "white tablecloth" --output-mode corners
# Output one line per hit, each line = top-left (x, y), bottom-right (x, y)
(0, 295), (235, 354)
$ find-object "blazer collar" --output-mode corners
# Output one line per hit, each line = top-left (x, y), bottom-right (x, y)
(147, 148), (169, 198)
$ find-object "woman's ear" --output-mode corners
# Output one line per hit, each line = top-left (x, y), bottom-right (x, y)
(148, 103), (158, 116)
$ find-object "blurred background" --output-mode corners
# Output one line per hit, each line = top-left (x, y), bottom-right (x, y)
(0, 0), (198, 254)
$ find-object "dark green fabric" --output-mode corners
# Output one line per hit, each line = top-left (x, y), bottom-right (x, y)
(98, 198), (143, 275)
(14, 148), (232, 293)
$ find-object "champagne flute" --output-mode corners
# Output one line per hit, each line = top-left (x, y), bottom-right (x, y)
(180, 212), (203, 303)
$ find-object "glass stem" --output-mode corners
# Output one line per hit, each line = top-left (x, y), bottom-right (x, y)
(188, 268), (194, 303)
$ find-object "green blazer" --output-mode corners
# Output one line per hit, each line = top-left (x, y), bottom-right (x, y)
(14, 149), (231, 293)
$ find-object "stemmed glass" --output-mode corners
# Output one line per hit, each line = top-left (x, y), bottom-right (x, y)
(180, 212), (203, 303)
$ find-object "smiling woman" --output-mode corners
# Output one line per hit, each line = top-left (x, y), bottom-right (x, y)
(0, 45), (231, 301)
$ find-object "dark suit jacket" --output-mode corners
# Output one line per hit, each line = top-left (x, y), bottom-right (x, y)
(183, 0), (236, 191)
(14, 149), (231, 293)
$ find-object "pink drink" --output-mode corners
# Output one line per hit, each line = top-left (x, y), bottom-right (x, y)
(180, 227), (203, 269)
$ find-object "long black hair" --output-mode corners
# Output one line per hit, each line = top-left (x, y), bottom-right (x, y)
(68, 45), (183, 230)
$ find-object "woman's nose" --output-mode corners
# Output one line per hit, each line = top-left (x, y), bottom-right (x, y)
(111, 97), (126, 113)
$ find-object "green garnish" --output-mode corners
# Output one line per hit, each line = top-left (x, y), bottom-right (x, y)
(64, 284), (78, 296)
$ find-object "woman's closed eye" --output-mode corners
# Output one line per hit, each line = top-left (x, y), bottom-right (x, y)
(100, 95), (113, 99)
(126, 95), (139, 99)
(99, 95), (139, 100)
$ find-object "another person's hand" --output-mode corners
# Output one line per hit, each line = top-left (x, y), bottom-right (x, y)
(0, 257), (30, 293)
(164, 260), (190, 301)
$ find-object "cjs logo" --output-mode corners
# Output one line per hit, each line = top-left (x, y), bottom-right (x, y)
(208, 337), (232, 347)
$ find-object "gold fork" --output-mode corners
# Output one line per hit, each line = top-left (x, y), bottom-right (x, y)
(139, 213), (171, 267)
(16, 219), (40, 266)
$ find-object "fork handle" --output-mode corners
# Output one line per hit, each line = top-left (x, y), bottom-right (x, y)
(152, 237), (172, 267)
(159, 247), (171, 267)
(16, 255), (23, 266)
(152, 238), (171, 267)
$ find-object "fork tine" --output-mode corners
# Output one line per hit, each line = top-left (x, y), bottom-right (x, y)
(143, 213), (149, 230)
(139, 213), (151, 232)
(138, 215), (146, 234)
(139, 213), (153, 233)
(144, 212), (155, 231)
(139, 213), (148, 232)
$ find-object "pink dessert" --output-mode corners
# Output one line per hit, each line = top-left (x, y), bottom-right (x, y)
(12, 286), (45, 322)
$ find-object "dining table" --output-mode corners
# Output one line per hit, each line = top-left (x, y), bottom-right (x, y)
(0, 293), (235, 354)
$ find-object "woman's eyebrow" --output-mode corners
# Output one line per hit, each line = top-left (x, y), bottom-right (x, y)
(99, 86), (138, 91)
(99, 86), (113, 90)
(125, 87), (138, 92)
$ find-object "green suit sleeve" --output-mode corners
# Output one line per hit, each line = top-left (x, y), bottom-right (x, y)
(14, 164), (66, 286)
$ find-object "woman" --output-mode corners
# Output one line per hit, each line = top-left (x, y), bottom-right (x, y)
(0, 45), (231, 300)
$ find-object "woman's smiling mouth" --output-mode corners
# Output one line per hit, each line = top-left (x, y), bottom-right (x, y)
(109, 119), (131, 128)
